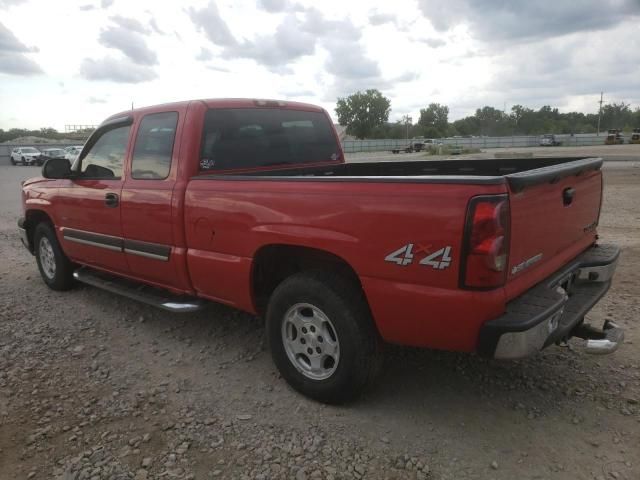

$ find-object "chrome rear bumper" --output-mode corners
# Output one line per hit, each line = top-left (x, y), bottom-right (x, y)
(478, 244), (621, 359)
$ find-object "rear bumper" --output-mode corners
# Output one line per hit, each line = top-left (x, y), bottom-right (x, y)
(477, 244), (620, 359)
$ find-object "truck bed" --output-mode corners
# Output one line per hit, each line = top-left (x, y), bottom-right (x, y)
(188, 154), (603, 332)
(197, 156), (603, 192)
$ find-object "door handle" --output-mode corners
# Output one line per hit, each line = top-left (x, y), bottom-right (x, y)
(105, 192), (119, 208)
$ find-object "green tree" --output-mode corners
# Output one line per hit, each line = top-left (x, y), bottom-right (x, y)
(335, 89), (391, 139)
(452, 116), (479, 136)
(418, 103), (449, 137)
(601, 102), (633, 130)
(474, 106), (511, 136)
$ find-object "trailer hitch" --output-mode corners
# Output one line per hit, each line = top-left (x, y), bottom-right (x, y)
(570, 320), (624, 355)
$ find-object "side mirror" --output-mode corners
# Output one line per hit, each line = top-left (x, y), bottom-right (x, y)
(42, 158), (72, 179)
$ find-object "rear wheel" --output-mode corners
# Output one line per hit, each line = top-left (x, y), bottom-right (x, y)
(266, 271), (380, 404)
(34, 222), (75, 291)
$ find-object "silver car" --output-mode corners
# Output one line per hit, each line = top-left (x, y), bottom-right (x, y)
(64, 145), (84, 162)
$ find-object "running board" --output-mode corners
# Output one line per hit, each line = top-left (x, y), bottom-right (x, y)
(73, 267), (205, 313)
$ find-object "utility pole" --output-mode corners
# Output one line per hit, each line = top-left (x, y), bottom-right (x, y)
(597, 92), (603, 136)
(402, 115), (412, 141)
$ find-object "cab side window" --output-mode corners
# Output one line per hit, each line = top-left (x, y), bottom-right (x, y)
(131, 112), (178, 179)
(81, 125), (131, 179)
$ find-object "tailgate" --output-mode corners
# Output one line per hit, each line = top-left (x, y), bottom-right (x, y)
(505, 158), (603, 299)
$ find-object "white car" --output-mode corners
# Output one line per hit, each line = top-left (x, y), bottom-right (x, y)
(64, 145), (84, 162)
(10, 147), (42, 166)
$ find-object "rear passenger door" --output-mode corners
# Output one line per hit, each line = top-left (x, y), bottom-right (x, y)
(121, 109), (187, 289)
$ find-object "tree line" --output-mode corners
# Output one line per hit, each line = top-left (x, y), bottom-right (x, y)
(3, 91), (639, 143)
(0, 127), (94, 143)
(336, 89), (640, 140)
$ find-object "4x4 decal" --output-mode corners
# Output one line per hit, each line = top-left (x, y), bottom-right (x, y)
(385, 243), (453, 269)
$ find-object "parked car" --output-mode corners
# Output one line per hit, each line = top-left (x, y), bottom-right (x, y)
(605, 129), (624, 145)
(64, 145), (84, 161)
(10, 147), (42, 166)
(18, 98), (622, 403)
(539, 134), (562, 146)
(392, 139), (437, 154)
(411, 138), (436, 152)
(629, 128), (640, 144)
(39, 148), (67, 164)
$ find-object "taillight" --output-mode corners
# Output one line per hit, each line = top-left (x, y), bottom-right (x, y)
(460, 194), (510, 289)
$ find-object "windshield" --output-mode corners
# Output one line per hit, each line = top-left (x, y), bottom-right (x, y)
(22, 147), (39, 153)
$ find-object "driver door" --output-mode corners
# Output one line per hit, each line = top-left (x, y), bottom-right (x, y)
(55, 119), (132, 274)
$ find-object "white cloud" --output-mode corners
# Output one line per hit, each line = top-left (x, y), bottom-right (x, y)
(368, 11), (397, 26)
(99, 25), (158, 65)
(0, 21), (42, 74)
(417, 0), (640, 43)
(0, 0), (26, 7)
(196, 47), (212, 61)
(0, 0), (638, 130)
(110, 15), (150, 34)
(187, 1), (236, 47)
(258, 0), (287, 13)
(220, 13), (316, 71)
(80, 56), (156, 83)
(0, 51), (42, 74)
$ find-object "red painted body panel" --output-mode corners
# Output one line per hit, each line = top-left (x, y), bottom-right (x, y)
(56, 178), (128, 272)
(183, 179), (508, 348)
(120, 103), (190, 290)
(20, 98), (606, 355)
(505, 171), (601, 300)
(186, 250), (255, 311)
(361, 276), (505, 350)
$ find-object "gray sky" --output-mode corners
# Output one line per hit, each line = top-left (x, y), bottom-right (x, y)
(1, 0), (639, 129)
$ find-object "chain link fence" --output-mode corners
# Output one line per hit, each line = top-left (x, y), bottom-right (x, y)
(342, 133), (615, 153)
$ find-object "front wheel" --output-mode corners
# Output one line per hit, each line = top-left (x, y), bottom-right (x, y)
(34, 222), (75, 290)
(266, 271), (380, 404)
(10, 157), (16, 165)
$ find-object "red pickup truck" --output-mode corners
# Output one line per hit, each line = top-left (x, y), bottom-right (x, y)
(18, 98), (622, 403)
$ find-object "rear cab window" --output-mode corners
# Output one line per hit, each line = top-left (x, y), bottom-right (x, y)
(199, 108), (340, 172)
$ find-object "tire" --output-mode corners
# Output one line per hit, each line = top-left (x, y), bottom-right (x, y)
(21, 156), (26, 165)
(34, 222), (75, 291)
(10, 157), (16, 165)
(266, 270), (381, 404)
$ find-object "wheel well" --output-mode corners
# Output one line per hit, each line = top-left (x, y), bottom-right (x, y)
(252, 245), (363, 316)
(24, 210), (53, 252)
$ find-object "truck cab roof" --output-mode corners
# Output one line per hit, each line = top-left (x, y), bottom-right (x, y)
(104, 98), (325, 125)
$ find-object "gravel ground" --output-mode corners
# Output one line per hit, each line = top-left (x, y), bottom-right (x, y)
(0, 162), (639, 480)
